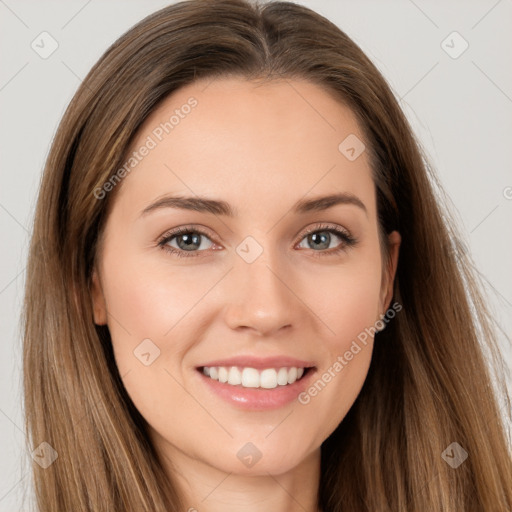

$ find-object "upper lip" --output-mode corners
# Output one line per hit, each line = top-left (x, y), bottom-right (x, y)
(197, 356), (316, 370)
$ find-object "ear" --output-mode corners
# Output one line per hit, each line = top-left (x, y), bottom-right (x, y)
(91, 268), (108, 325)
(379, 230), (401, 314)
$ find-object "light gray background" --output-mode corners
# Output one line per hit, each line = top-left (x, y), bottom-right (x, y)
(1, 0), (511, 510)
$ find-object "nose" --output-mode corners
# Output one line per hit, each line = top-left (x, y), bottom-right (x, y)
(222, 246), (305, 337)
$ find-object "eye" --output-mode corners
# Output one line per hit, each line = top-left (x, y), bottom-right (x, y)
(157, 223), (358, 259)
(157, 226), (215, 258)
(296, 223), (357, 256)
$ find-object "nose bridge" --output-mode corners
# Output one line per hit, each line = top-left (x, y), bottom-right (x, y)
(223, 237), (300, 334)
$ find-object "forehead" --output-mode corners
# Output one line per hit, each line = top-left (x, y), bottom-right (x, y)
(112, 77), (375, 221)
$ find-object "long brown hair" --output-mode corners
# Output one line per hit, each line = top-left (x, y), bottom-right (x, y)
(22, 0), (512, 510)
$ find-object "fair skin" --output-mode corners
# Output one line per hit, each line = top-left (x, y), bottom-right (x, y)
(91, 77), (400, 512)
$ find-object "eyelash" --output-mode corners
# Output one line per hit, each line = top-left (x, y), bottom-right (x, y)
(156, 223), (358, 259)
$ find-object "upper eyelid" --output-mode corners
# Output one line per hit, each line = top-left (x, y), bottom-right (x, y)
(159, 223), (350, 241)
(158, 225), (215, 244)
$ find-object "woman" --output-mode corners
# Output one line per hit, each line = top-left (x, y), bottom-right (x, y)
(22, 0), (512, 510)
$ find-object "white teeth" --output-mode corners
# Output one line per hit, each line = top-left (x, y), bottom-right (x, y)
(228, 366), (242, 385)
(218, 367), (228, 383)
(277, 367), (288, 385)
(260, 369), (278, 389)
(242, 368), (260, 388)
(202, 366), (307, 388)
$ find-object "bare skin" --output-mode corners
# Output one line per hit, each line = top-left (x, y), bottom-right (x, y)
(91, 77), (400, 512)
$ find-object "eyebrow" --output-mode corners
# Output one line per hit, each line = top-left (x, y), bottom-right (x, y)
(139, 192), (367, 218)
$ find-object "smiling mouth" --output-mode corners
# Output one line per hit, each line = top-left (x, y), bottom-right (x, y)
(198, 365), (314, 389)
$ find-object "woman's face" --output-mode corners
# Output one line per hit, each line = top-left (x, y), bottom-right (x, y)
(91, 77), (400, 477)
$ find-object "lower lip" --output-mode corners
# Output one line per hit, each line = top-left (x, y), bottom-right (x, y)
(196, 368), (316, 411)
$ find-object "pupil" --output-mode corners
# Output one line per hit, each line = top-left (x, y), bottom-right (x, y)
(179, 233), (200, 251)
(310, 232), (329, 250)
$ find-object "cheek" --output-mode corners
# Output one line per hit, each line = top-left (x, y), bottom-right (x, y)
(296, 253), (382, 430)
(99, 253), (212, 410)
(102, 251), (210, 350)
(308, 254), (383, 352)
